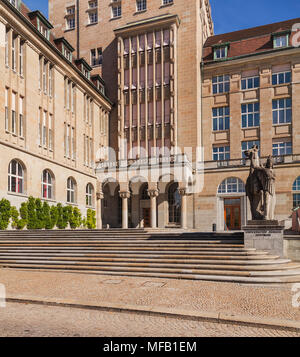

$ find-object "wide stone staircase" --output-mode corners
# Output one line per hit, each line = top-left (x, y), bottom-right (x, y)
(0, 229), (299, 283)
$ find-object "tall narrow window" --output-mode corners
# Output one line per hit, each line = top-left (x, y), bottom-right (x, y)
(5, 88), (9, 132)
(12, 35), (16, 71)
(38, 109), (42, 146)
(67, 177), (76, 203)
(49, 114), (53, 150)
(19, 41), (24, 76)
(71, 127), (75, 160)
(66, 125), (70, 157)
(43, 60), (47, 93)
(42, 111), (47, 147)
(49, 65), (53, 97)
(11, 92), (16, 135)
(42, 170), (53, 199)
(5, 28), (9, 66)
(86, 184), (94, 207)
(19, 96), (24, 137)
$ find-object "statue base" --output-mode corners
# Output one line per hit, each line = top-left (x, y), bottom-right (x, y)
(242, 220), (285, 258)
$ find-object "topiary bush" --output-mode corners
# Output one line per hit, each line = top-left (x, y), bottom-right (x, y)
(50, 205), (58, 229)
(86, 209), (96, 229)
(10, 206), (20, 230)
(43, 202), (52, 230)
(35, 198), (45, 230)
(18, 202), (28, 230)
(0, 199), (11, 230)
(27, 196), (37, 230)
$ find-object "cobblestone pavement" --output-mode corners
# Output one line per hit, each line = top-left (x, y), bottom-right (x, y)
(0, 269), (299, 322)
(0, 302), (299, 337)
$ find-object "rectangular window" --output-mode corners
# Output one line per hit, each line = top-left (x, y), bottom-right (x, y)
(91, 48), (102, 66)
(214, 46), (228, 60)
(43, 60), (47, 93)
(71, 127), (75, 160)
(66, 16), (75, 30)
(241, 76), (259, 90)
(5, 27), (9, 66)
(42, 111), (47, 147)
(241, 102), (260, 128)
(212, 106), (230, 131)
(272, 141), (292, 156)
(213, 146), (230, 161)
(5, 88), (9, 132)
(19, 96), (24, 137)
(49, 65), (53, 97)
(273, 34), (289, 48)
(212, 75), (230, 94)
(66, 125), (70, 157)
(137, 0), (147, 12)
(38, 109), (42, 146)
(19, 41), (24, 76)
(88, 11), (98, 24)
(272, 71), (291, 85)
(162, 0), (173, 4)
(71, 85), (76, 113)
(242, 141), (260, 158)
(112, 5), (121, 18)
(11, 92), (16, 135)
(49, 114), (53, 150)
(272, 98), (292, 125)
(12, 35), (16, 71)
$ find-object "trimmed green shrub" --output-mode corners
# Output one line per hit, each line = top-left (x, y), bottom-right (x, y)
(50, 205), (58, 229)
(73, 207), (82, 228)
(86, 209), (96, 229)
(27, 196), (37, 230)
(18, 202), (28, 230)
(35, 199), (45, 230)
(10, 206), (20, 230)
(0, 199), (11, 230)
(43, 202), (53, 230)
(56, 203), (67, 229)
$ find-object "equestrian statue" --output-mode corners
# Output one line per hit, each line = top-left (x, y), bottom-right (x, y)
(243, 145), (276, 221)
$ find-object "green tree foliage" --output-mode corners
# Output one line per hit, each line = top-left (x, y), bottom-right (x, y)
(27, 196), (37, 230)
(86, 209), (96, 229)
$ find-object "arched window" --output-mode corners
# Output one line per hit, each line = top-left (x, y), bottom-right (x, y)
(8, 160), (24, 194)
(42, 170), (53, 199)
(292, 177), (300, 208)
(140, 183), (149, 200)
(218, 178), (245, 194)
(86, 183), (94, 207)
(67, 177), (76, 203)
(168, 182), (181, 224)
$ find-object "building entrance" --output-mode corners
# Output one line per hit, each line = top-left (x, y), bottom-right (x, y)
(224, 198), (241, 230)
(143, 208), (151, 228)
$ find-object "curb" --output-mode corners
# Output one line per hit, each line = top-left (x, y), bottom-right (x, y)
(6, 296), (300, 332)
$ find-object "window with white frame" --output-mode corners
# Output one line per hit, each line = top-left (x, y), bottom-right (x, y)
(86, 184), (94, 207)
(218, 177), (245, 194)
(42, 170), (53, 199)
(42, 111), (47, 147)
(67, 177), (76, 203)
(19, 96), (24, 137)
(214, 46), (228, 60)
(272, 140), (292, 156)
(242, 141), (260, 158)
(212, 75), (230, 94)
(213, 146), (230, 161)
(11, 92), (16, 135)
(8, 160), (24, 194)
(212, 106), (230, 131)
(19, 40), (24, 76)
(88, 10), (98, 24)
(49, 114), (53, 150)
(273, 34), (289, 48)
(112, 5), (122, 18)
(12, 35), (16, 71)
(241, 76), (259, 90)
(91, 48), (102, 66)
(162, 0), (173, 4)
(241, 102), (260, 128)
(293, 177), (300, 208)
(137, 0), (147, 12)
(272, 98), (292, 125)
(43, 59), (47, 94)
(66, 13), (75, 30)
(5, 88), (9, 132)
(5, 27), (9, 66)
(49, 65), (53, 97)
(272, 71), (291, 85)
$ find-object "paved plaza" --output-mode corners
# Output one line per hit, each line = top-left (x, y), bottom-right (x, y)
(0, 268), (299, 336)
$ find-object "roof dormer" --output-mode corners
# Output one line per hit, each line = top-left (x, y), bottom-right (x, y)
(28, 10), (53, 40)
(91, 74), (106, 95)
(75, 58), (92, 80)
(54, 37), (75, 62)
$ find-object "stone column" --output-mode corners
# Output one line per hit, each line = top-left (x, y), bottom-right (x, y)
(96, 191), (104, 229)
(119, 191), (131, 229)
(148, 189), (159, 228)
(178, 188), (187, 229)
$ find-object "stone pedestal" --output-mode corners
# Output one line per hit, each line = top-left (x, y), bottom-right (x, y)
(243, 220), (285, 257)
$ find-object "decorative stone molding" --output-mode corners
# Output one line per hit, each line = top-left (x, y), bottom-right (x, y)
(147, 189), (159, 198)
(96, 191), (104, 200)
(119, 191), (131, 199)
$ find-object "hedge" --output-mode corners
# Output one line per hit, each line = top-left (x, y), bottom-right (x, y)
(0, 196), (96, 230)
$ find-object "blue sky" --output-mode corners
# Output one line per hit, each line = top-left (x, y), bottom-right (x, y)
(24, 0), (299, 35)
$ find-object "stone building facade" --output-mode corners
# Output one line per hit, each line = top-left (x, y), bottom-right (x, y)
(0, 0), (112, 225)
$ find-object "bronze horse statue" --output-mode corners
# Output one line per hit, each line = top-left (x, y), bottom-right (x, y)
(244, 145), (276, 220)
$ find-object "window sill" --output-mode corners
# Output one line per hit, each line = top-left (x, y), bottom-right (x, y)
(7, 191), (28, 199)
(273, 123), (292, 127)
(134, 10), (147, 15)
(86, 22), (98, 27)
(64, 28), (75, 33)
(159, 3), (174, 9)
(41, 197), (56, 203)
(110, 16), (122, 21)
(242, 126), (260, 130)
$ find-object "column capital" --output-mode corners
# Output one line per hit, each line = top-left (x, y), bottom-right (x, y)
(119, 191), (131, 199)
(147, 189), (159, 198)
(178, 188), (187, 196)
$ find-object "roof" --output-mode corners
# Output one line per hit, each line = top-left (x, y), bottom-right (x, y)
(203, 17), (300, 63)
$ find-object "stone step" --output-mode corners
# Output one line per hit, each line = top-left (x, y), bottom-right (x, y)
(1, 261), (299, 279)
(0, 256), (297, 271)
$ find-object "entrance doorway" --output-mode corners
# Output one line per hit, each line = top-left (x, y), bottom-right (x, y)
(143, 208), (151, 228)
(224, 198), (241, 230)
